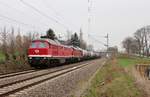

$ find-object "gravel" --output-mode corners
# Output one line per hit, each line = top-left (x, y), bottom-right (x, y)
(8, 59), (105, 97)
(0, 61), (90, 88)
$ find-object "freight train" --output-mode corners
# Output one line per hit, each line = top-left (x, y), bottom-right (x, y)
(28, 38), (100, 68)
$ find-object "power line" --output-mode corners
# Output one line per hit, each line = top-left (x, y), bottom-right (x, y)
(88, 0), (109, 49)
(89, 33), (106, 38)
(0, 13), (40, 29)
(0, 1), (51, 28)
(20, 0), (69, 30)
(41, 0), (65, 21)
(88, 34), (106, 46)
(106, 33), (109, 51)
(40, 0), (78, 31)
(0, 1), (25, 15)
(88, 0), (93, 39)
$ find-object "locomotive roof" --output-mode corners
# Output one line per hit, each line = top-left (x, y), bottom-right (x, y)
(33, 38), (62, 45)
(32, 38), (72, 48)
(32, 38), (85, 50)
(70, 46), (83, 51)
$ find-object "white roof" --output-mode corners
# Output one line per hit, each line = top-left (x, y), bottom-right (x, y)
(33, 38), (72, 48)
(33, 38), (61, 45)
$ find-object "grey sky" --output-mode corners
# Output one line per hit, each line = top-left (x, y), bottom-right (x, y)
(0, 0), (150, 50)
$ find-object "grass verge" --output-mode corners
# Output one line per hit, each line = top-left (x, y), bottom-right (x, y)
(83, 58), (144, 97)
(117, 56), (150, 67)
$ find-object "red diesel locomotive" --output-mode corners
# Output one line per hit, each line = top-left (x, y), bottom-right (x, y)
(28, 38), (83, 67)
(28, 38), (100, 68)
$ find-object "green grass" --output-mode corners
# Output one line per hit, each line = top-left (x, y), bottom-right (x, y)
(117, 57), (137, 67)
(0, 51), (24, 62)
(117, 56), (150, 67)
(0, 52), (5, 62)
(83, 59), (144, 97)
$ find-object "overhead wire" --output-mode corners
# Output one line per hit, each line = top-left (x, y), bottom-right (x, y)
(0, 1), (48, 31)
(0, 13), (40, 29)
(88, 0), (95, 46)
(88, 34), (106, 46)
(89, 33), (106, 38)
(88, 0), (93, 39)
(0, 1), (25, 15)
(88, 0), (106, 47)
(39, 0), (80, 39)
(41, 0), (65, 22)
(0, 0), (93, 39)
(20, 0), (70, 30)
(40, 0), (79, 31)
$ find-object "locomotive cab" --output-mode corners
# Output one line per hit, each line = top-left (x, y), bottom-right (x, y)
(28, 40), (49, 56)
(28, 40), (50, 67)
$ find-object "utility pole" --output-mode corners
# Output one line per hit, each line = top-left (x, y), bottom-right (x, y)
(87, 0), (92, 44)
(106, 33), (109, 51)
(105, 33), (109, 57)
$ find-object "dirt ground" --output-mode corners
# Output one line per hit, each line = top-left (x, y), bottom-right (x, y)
(132, 68), (150, 97)
(0, 61), (31, 74)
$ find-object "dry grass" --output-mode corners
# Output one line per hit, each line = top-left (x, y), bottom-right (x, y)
(83, 58), (144, 97)
(131, 67), (148, 97)
(0, 60), (31, 74)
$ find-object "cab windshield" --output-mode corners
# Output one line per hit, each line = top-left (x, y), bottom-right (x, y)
(30, 41), (48, 48)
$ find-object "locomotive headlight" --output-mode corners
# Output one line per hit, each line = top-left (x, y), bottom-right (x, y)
(29, 57), (32, 59)
(43, 57), (46, 59)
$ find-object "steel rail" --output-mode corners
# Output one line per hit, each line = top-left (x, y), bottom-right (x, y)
(0, 61), (91, 97)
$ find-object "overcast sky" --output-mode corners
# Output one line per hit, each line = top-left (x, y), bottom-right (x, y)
(0, 0), (150, 50)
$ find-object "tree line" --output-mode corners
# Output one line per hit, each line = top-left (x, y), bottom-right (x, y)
(0, 27), (91, 62)
(122, 25), (150, 57)
(42, 28), (89, 50)
(0, 27), (35, 61)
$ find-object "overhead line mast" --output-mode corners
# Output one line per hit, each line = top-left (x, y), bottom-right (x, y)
(88, 0), (110, 52)
(87, 0), (93, 47)
(105, 33), (109, 52)
(88, 0), (92, 38)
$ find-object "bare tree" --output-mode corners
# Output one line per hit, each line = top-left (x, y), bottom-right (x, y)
(87, 44), (94, 51)
(0, 27), (9, 60)
(22, 34), (32, 59)
(8, 27), (16, 60)
(134, 29), (144, 56)
(108, 46), (118, 57)
(80, 41), (87, 49)
(134, 26), (150, 57)
(130, 39), (139, 54)
(79, 30), (87, 49)
(143, 26), (150, 56)
(122, 37), (139, 54)
(66, 30), (72, 41)
(15, 31), (23, 60)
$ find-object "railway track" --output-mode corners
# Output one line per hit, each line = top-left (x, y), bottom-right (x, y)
(0, 59), (98, 97)
(0, 69), (36, 79)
